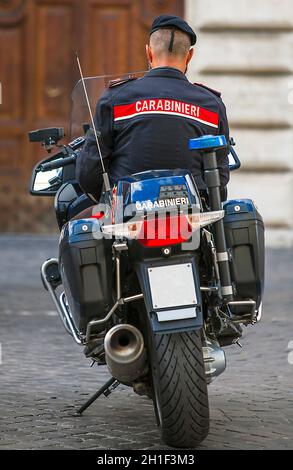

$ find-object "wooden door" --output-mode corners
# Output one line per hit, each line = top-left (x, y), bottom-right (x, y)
(0, 0), (183, 231)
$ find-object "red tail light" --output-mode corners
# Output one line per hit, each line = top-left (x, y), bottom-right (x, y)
(91, 211), (105, 220)
(138, 214), (192, 247)
(101, 210), (224, 243)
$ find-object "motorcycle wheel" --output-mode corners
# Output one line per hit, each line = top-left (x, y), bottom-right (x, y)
(149, 330), (209, 448)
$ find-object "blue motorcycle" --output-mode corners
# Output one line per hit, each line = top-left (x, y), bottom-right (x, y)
(29, 74), (264, 448)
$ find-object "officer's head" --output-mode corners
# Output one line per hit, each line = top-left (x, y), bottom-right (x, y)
(146, 15), (196, 74)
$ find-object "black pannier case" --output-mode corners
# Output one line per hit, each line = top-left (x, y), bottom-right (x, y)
(59, 219), (113, 334)
(223, 199), (265, 309)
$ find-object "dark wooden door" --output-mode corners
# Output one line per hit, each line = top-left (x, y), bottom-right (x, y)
(0, 0), (183, 231)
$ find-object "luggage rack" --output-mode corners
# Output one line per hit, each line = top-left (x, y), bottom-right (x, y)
(40, 248), (145, 347)
(85, 241), (144, 342)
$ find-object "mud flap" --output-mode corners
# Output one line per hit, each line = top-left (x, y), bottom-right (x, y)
(135, 257), (203, 334)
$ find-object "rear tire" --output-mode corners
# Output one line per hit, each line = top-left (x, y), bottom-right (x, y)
(150, 330), (209, 448)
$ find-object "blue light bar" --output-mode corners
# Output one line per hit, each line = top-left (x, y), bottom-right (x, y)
(189, 135), (227, 151)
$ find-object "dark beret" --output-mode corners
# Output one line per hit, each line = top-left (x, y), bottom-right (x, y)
(150, 15), (197, 46)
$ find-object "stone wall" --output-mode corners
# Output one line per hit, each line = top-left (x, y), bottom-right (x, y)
(186, 0), (293, 246)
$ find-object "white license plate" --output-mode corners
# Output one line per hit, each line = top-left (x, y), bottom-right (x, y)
(148, 263), (197, 310)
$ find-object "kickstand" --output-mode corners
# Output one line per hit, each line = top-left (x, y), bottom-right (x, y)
(75, 377), (120, 416)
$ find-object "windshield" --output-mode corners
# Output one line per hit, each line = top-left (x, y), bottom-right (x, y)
(70, 71), (146, 138)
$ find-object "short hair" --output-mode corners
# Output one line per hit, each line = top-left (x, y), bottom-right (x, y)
(150, 28), (191, 57)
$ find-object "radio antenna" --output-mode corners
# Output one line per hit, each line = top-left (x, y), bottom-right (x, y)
(75, 52), (111, 195)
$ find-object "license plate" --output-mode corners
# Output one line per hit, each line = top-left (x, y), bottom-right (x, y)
(148, 263), (197, 310)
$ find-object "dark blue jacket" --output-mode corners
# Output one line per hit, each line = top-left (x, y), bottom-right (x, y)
(76, 67), (230, 199)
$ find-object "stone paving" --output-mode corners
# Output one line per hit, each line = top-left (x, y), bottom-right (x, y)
(0, 235), (292, 449)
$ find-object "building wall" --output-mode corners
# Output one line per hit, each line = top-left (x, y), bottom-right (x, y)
(186, 0), (293, 247)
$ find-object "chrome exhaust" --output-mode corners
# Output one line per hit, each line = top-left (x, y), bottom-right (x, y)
(203, 338), (226, 384)
(40, 259), (83, 345)
(104, 324), (147, 384)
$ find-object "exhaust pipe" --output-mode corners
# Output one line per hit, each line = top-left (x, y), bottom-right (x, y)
(203, 338), (226, 384)
(104, 324), (147, 384)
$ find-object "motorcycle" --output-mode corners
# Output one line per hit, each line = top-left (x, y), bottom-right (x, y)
(28, 73), (265, 448)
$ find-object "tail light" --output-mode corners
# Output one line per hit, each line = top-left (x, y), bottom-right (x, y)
(138, 214), (192, 247)
(90, 211), (105, 220)
(101, 210), (224, 247)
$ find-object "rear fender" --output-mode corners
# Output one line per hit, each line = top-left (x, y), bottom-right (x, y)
(135, 256), (203, 335)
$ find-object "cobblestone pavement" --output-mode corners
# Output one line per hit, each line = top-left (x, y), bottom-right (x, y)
(0, 235), (292, 450)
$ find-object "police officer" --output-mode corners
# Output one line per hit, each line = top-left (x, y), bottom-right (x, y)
(76, 15), (230, 202)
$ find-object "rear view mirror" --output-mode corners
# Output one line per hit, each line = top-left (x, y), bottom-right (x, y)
(30, 155), (63, 196)
(32, 168), (62, 195)
(228, 145), (241, 171)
